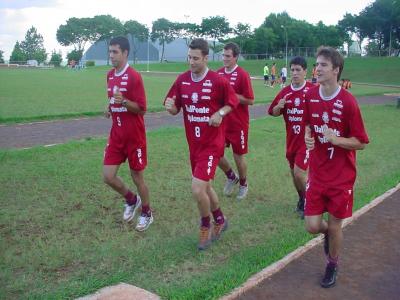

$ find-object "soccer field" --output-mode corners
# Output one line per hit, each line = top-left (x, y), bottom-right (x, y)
(0, 57), (400, 123)
(0, 104), (399, 299)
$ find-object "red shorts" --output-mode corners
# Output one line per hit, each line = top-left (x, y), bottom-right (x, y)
(304, 180), (354, 219)
(103, 140), (147, 171)
(286, 150), (309, 170)
(225, 126), (248, 155)
(190, 154), (220, 181)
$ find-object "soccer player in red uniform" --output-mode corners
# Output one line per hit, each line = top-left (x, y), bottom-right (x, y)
(103, 36), (153, 232)
(164, 39), (238, 250)
(216, 42), (254, 200)
(268, 56), (314, 218)
(304, 47), (369, 288)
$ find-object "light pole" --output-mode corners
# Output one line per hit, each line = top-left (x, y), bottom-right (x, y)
(281, 25), (288, 68)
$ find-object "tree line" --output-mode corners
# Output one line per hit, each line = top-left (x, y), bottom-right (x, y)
(4, 0), (399, 65)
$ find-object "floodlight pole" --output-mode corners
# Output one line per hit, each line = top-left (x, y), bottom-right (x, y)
(147, 35), (150, 72)
(281, 25), (288, 67)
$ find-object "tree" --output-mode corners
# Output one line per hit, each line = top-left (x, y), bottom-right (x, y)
(175, 22), (200, 47)
(151, 18), (178, 62)
(56, 17), (93, 54)
(10, 42), (27, 63)
(92, 15), (124, 65)
(20, 26), (47, 63)
(0, 50), (4, 63)
(49, 50), (63, 67)
(253, 27), (277, 58)
(200, 16), (231, 60)
(233, 23), (252, 51)
(124, 20), (149, 63)
(67, 49), (83, 64)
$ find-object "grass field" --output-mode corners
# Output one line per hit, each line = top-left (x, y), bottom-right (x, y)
(0, 57), (399, 123)
(0, 104), (399, 299)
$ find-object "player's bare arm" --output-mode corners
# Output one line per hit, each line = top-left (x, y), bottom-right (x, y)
(305, 125), (315, 150)
(209, 105), (232, 127)
(271, 98), (286, 116)
(104, 105), (111, 118)
(323, 128), (366, 150)
(237, 94), (254, 105)
(165, 96), (179, 115)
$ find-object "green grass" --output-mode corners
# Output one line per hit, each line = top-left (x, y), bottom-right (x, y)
(0, 104), (399, 299)
(1, 62), (400, 123)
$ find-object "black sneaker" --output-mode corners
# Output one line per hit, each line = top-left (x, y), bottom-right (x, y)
(320, 263), (337, 288)
(323, 233), (329, 256)
(296, 198), (305, 219)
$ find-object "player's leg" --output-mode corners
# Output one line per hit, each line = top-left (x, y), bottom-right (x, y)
(192, 177), (212, 250)
(104, 164), (140, 222)
(131, 169), (152, 231)
(220, 139), (239, 196)
(207, 182), (228, 240)
(320, 214), (343, 288)
(292, 165), (307, 218)
(233, 153), (248, 200)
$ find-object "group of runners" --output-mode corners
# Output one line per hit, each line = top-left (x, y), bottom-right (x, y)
(102, 36), (369, 288)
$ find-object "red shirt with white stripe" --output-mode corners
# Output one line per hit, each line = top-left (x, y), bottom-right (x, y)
(217, 65), (254, 130)
(304, 86), (369, 187)
(165, 69), (238, 158)
(268, 81), (314, 155)
(107, 64), (146, 147)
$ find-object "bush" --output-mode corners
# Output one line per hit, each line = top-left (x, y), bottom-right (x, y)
(85, 60), (95, 67)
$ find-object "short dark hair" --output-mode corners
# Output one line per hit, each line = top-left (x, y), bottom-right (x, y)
(189, 38), (209, 56)
(290, 56), (307, 70)
(316, 46), (344, 82)
(224, 42), (240, 57)
(109, 36), (130, 55)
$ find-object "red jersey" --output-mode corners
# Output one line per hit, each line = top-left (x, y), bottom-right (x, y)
(268, 81), (314, 155)
(304, 86), (369, 187)
(107, 64), (146, 147)
(217, 65), (254, 130)
(165, 69), (238, 158)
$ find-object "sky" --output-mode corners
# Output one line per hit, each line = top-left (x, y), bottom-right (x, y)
(0, 0), (373, 61)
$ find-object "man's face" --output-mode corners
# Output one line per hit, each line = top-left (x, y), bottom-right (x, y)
(109, 44), (127, 69)
(290, 64), (307, 86)
(188, 48), (208, 74)
(222, 49), (237, 69)
(316, 55), (339, 84)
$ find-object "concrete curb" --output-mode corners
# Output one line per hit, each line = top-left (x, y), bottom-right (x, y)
(220, 183), (400, 300)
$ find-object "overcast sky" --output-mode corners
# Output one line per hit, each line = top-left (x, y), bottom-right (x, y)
(0, 0), (373, 60)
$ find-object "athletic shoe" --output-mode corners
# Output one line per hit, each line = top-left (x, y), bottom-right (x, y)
(320, 263), (338, 288)
(223, 176), (239, 196)
(236, 185), (248, 200)
(198, 226), (212, 250)
(135, 211), (153, 232)
(212, 219), (228, 241)
(296, 198), (305, 219)
(123, 195), (142, 222)
(323, 232), (329, 256)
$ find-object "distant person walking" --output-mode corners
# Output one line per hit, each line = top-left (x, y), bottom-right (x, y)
(304, 46), (369, 288)
(263, 63), (270, 87)
(270, 62), (277, 87)
(103, 36), (153, 232)
(280, 65), (287, 88)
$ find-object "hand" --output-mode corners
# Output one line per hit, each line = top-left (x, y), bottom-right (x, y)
(304, 125), (315, 150)
(113, 86), (124, 105)
(165, 96), (176, 112)
(209, 111), (223, 127)
(276, 98), (286, 109)
(323, 127), (337, 144)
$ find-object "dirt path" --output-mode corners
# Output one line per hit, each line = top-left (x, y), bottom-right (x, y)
(0, 95), (397, 149)
(227, 187), (400, 300)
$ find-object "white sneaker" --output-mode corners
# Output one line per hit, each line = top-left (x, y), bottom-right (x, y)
(123, 195), (142, 222)
(135, 212), (154, 232)
(223, 176), (239, 196)
(237, 185), (248, 200)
